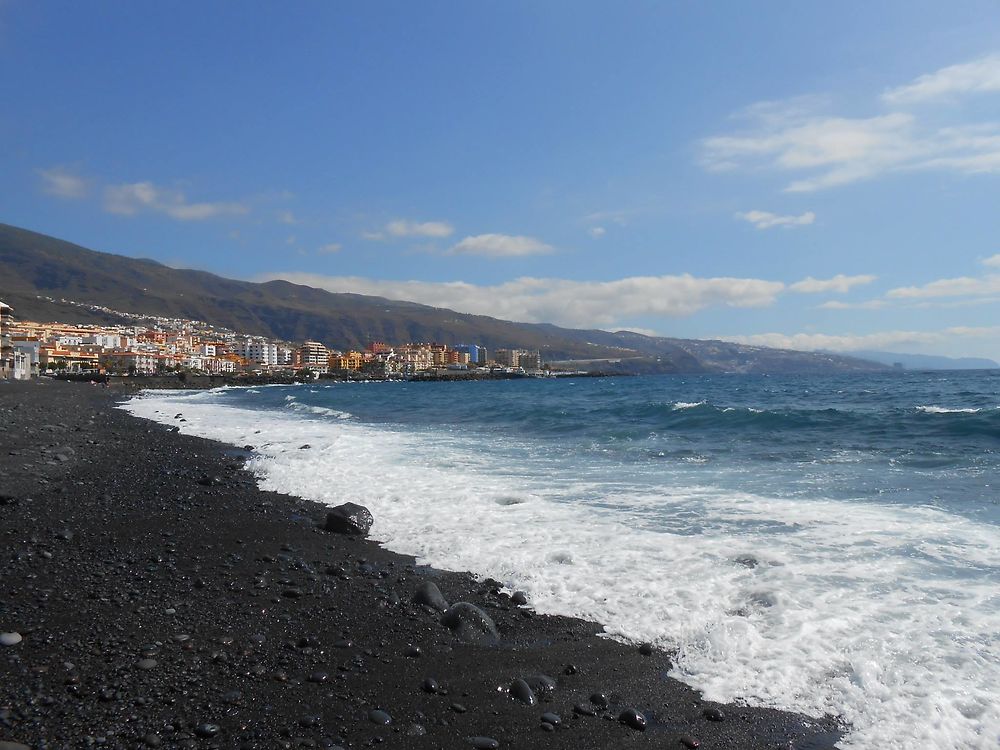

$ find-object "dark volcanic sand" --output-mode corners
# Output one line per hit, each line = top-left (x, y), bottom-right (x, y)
(0, 379), (844, 749)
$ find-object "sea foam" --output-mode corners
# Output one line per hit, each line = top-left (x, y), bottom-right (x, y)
(122, 388), (1000, 750)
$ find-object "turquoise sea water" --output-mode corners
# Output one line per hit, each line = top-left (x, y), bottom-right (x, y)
(125, 371), (1000, 749)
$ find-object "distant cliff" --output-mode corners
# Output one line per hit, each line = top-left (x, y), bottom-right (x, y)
(844, 350), (999, 370)
(0, 222), (887, 374)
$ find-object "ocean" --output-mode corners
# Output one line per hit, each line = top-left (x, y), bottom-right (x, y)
(123, 371), (1000, 749)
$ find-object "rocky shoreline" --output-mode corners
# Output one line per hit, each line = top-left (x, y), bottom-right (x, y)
(0, 378), (843, 749)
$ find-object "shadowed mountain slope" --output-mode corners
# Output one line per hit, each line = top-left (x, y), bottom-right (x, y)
(0, 222), (886, 373)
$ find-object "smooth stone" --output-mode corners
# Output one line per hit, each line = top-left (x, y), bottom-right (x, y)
(540, 722), (554, 732)
(450, 703), (467, 714)
(194, 723), (220, 738)
(466, 738), (499, 750)
(522, 674), (556, 695)
(323, 502), (374, 536)
(421, 677), (440, 694)
(680, 735), (701, 748)
(573, 703), (597, 717)
(703, 707), (725, 722)
(508, 678), (536, 705)
(510, 591), (528, 606)
(540, 712), (561, 727)
(734, 555), (759, 568)
(440, 602), (499, 642)
(136, 658), (157, 670)
(404, 645), (422, 658)
(368, 709), (392, 725)
(0, 633), (22, 647)
(589, 692), (609, 708)
(412, 581), (449, 611)
(618, 708), (647, 731)
(307, 671), (329, 683)
(638, 642), (654, 655)
(143, 734), (162, 747)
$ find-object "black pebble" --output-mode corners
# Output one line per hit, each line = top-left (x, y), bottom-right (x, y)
(638, 642), (654, 655)
(511, 591), (528, 606)
(508, 678), (536, 705)
(368, 709), (391, 725)
(421, 677), (439, 694)
(573, 703), (597, 717)
(540, 712), (561, 727)
(412, 581), (449, 611)
(680, 735), (701, 748)
(589, 692), (609, 708)
(703, 707), (725, 722)
(618, 708), (647, 731)
(466, 738), (499, 749)
(194, 723), (220, 738)
(522, 674), (556, 695)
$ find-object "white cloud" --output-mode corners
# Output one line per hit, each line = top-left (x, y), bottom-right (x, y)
(981, 253), (1000, 268)
(818, 299), (887, 310)
(38, 166), (89, 199)
(278, 210), (298, 225)
(722, 326), (1000, 353)
(704, 110), (930, 191)
(883, 54), (1000, 104)
(702, 62), (1000, 191)
(103, 182), (248, 221)
(736, 209), (815, 229)
(584, 209), (633, 225)
(790, 274), (877, 294)
(364, 219), (454, 240)
(588, 226), (607, 238)
(317, 243), (342, 255)
(449, 234), (554, 258)
(256, 272), (786, 328)
(886, 274), (1000, 299)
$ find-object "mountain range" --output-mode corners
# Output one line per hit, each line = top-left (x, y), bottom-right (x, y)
(0, 222), (888, 374)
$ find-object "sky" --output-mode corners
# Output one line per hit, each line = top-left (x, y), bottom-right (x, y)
(3, 2), (1000, 359)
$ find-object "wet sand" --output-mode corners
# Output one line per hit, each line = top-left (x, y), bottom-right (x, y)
(0, 378), (843, 749)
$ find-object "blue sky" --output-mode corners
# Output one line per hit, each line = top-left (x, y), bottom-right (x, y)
(3, 2), (1000, 358)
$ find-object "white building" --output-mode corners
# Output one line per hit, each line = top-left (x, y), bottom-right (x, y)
(82, 334), (123, 349)
(233, 338), (280, 366)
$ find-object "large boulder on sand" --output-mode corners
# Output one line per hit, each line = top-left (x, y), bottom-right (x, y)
(323, 502), (374, 536)
(440, 602), (499, 643)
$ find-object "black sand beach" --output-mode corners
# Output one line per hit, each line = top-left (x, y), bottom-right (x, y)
(0, 378), (842, 749)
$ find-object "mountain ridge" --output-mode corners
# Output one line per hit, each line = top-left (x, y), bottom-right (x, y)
(0, 222), (887, 374)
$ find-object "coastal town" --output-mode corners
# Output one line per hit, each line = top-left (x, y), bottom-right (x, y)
(0, 297), (547, 381)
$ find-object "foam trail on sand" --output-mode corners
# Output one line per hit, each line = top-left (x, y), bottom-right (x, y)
(123, 388), (1000, 750)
